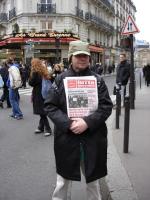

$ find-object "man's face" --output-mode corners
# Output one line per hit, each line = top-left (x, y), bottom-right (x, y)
(71, 54), (90, 72)
(120, 55), (126, 62)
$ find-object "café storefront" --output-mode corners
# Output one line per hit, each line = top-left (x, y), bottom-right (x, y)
(0, 32), (104, 66)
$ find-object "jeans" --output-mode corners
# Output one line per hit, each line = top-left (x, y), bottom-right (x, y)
(9, 88), (23, 117)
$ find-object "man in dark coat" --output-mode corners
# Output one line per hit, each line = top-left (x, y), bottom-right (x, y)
(116, 53), (130, 101)
(0, 62), (11, 108)
(116, 53), (130, 86)
(44, 40), (113, 200)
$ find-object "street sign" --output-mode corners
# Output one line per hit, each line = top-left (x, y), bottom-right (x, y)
(121, 15), (140, 35)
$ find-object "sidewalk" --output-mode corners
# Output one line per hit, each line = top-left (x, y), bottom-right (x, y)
(105, 85), (150, 200)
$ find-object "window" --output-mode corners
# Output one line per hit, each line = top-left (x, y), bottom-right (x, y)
(40, 0), (52, 3)
(75, 24), (80, 35)
(41, 20), (52, 31)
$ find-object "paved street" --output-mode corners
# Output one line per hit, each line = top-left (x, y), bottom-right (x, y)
(0, 75), (116, 200)
(0, 72), (145, 200)
(0, 91), (56, 200)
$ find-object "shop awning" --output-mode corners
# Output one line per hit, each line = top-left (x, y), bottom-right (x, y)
(0, 34), (104, 53)
(0, 40), (6, 47)
(89, 45), (104, 53)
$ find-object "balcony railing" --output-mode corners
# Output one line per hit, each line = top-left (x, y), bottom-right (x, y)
(37, 3), (56, 14)
(100, 0), (115, 13)
(0, 13), (8, 22)
(75, 7), (84, 19)
(9, 7), (16, 20)
(85, 12), (114, 33)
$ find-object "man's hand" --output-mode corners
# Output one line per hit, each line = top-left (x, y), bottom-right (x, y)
(70, 118), (88, 134)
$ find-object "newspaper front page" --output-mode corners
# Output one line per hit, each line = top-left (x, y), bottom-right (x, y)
(64, 76), (98, 118)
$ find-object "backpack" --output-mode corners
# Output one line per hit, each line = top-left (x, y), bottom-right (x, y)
(9, 65), (22, 89)
(41, 78), (52, 99)
(0, 74), (4, 88)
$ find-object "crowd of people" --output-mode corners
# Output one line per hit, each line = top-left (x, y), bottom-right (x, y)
(0, 58), (65, 136)
(91, 62), (115, 75)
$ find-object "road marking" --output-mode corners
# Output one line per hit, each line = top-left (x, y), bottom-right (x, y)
(19, 88), (32, 96)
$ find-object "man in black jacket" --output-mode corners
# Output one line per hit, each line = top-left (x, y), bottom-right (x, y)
(45, 40), (113, 200)
(0, 62), (11, 108)
(116, 53), (130, 100)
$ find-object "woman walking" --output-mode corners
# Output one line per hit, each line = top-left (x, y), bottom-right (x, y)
(29, 58), (52, 136)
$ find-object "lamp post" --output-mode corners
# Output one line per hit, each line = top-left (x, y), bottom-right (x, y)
(55, 36), (60, 63)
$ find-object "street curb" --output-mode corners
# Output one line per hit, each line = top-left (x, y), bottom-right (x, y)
(103, 111), (139, 200)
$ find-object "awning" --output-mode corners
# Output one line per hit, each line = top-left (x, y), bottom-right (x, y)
(89, 45), (104, 53)
(0, 36), (104, 53)
(0, 40), (6, 47)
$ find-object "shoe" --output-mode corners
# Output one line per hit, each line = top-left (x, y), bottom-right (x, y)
(44, 128), (52, 136)
(34, 129), (43, 134)
(15, 115), (23, 120)
(44, 132), (51, 136)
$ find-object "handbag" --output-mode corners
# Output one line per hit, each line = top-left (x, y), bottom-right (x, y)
(41, 78), (52, 99)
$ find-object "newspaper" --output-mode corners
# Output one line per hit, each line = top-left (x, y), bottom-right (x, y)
(64, 76), (98, 118)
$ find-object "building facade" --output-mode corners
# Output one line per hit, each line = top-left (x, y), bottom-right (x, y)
(0, 0), (136, 67)
(113, 0), (136, 65)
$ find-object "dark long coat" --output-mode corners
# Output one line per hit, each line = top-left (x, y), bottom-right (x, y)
(44, 67), (113, 183)
(28, 72), (45, 115)
(116, 60), (130, 85)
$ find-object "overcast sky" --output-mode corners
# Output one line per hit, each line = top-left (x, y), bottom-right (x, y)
(133, 0), (149, 42)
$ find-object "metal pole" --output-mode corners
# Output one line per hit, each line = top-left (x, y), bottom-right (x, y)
(140, 71), (142, 89)
(123, 96), (130, 153)
(129, 34), (135, 109)
(115, 87), (121, 129)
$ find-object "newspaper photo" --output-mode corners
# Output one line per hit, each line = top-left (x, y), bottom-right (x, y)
(64, 76), (98, 118)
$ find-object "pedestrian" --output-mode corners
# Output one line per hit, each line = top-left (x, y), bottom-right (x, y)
(44, 40), (113, 200)
(116, 53), (130, 102)
(0, 62), (11, 108)
(51, 63), (64, 82)
(143, 64), (150, 87)
(112, 63), (115, 73)
(28, 58), (52, 136)
(19, 61), (28, 88)
(7, 58), (23, 120)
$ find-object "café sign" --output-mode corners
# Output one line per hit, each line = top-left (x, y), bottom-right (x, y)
(14, 32), (79, 39)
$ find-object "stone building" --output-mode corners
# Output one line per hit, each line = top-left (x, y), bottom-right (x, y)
(0, 0), (136, 67)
